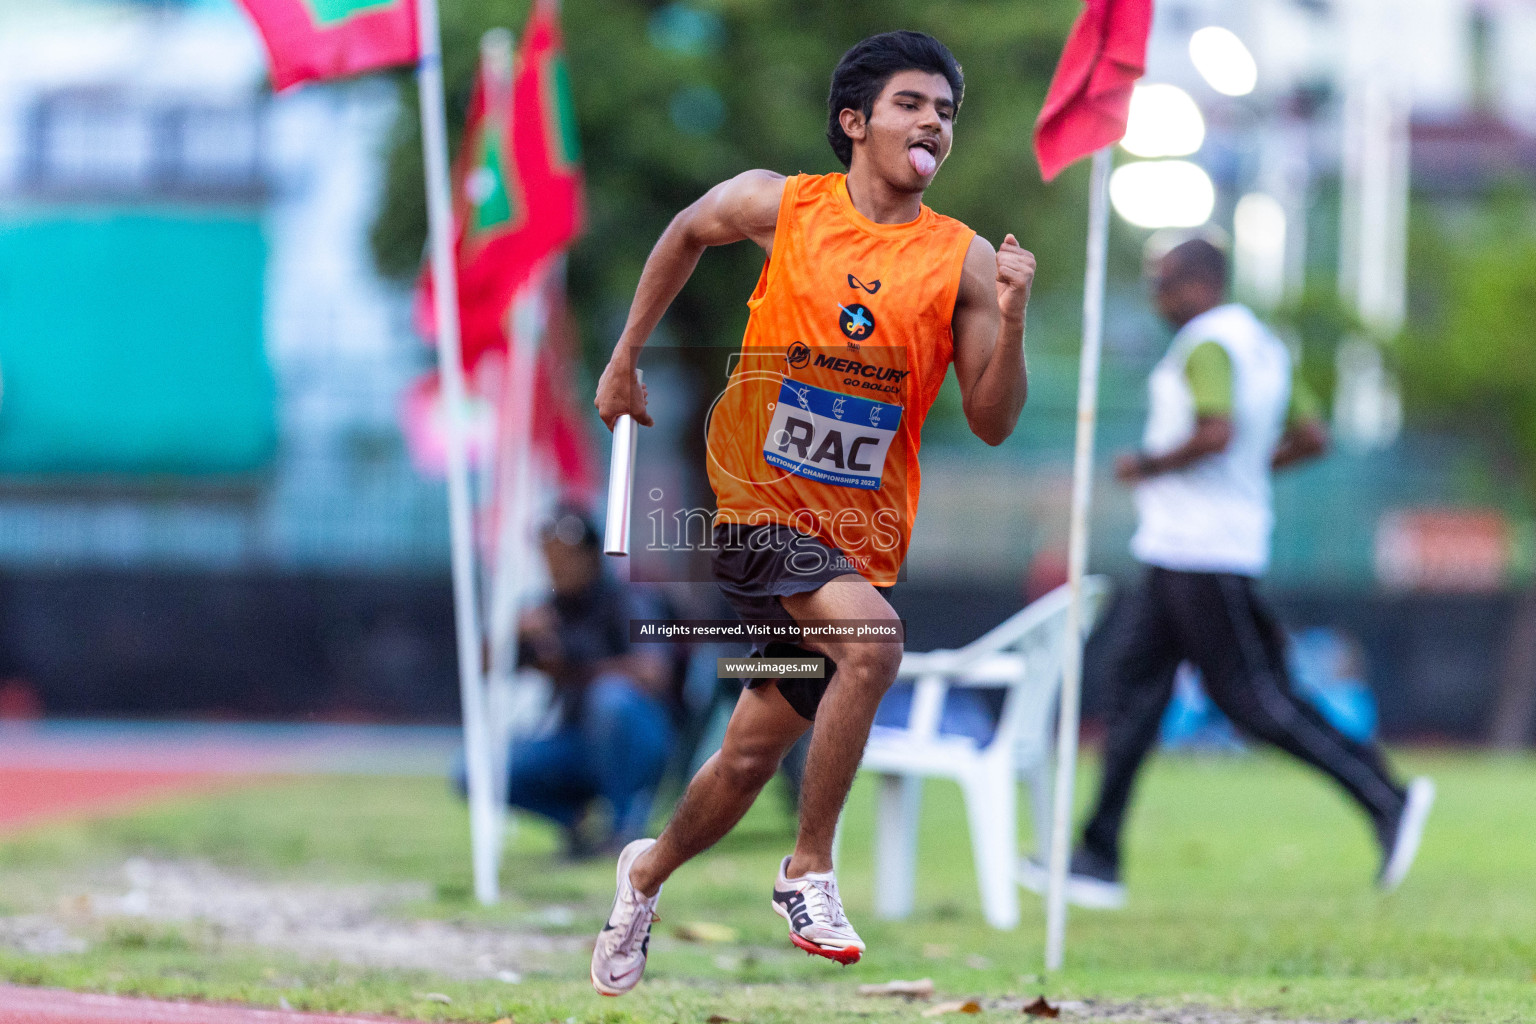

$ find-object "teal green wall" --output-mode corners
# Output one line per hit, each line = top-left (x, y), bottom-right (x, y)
(0, 209), (276, 476)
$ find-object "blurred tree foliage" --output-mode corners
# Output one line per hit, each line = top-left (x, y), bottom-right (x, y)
(369, 0), (1094, 374)
(1397, 183), (1536, 491)
(1270, 278), (1360, 407)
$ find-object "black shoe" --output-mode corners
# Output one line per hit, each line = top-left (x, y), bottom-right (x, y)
(1377, 777), (1435, 891)
(1018, 847), (1127, 909)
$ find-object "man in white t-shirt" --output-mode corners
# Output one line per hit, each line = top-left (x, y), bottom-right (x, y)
(1027, 238), (1434, 908)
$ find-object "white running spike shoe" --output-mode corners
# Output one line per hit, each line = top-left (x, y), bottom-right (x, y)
(1379, 776), (1435, 891)
(590, 838), (662, 996)
(771, 855), (865, 964)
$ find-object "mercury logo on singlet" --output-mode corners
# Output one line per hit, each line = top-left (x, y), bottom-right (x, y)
(764, 378), (902, 490)
(811, 352), (909, 396)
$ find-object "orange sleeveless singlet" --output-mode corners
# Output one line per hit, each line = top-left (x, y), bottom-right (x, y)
(706, 172), (976, 585)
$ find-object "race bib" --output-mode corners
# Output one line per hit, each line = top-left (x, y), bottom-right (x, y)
(763, 377), (902, 490)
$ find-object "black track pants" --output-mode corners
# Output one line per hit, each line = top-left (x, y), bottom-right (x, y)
(1081, 566), (1406, 867)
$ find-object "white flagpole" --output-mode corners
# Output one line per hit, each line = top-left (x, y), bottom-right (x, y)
(487, 261), (546, 672)
(485, 268), (545, 817)
(416, 0), (501, 906)
(473, 25), (522, 843)
(1046, 145), (1112, 971)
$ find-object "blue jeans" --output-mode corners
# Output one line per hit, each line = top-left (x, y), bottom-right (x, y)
(505, 675), (675, 839)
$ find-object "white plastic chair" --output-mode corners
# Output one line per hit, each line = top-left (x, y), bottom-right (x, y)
(857, 577), (1109, 929)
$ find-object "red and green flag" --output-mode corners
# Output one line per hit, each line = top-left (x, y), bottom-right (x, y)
(420, 0), (586, 368)
(433, 55), (526, 366)
(235, 0), (419, 91)
(513, 0), (584, 238)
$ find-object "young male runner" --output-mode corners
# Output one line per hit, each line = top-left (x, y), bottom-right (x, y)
(589, 31), (1034, 993)
(1020, 238), (1434, 909)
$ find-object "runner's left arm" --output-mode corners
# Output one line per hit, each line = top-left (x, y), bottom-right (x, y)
(1271, 377), (1329, 470)
(1114, 340), (1234, 482)
(951, 233), (1034, 446)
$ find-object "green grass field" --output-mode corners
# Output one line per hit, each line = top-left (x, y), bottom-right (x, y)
(1, 750), (1533, 1023)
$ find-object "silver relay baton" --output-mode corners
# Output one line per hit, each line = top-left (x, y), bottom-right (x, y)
(603, 369), (642, 557)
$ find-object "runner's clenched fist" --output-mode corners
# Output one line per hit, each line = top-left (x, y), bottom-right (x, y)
(995, 233), (1036, 323)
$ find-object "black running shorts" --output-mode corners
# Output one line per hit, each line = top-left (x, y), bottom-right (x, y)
(710, 522), (862, 721)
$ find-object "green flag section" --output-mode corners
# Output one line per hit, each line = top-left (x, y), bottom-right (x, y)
(235, 0), (418, 91)
(0, 211), (276, 476)
(542, 53), (580, 170)
(514, 0), (585, 237)
(468, 111), (524, 237)
(308, 0), (398, 26)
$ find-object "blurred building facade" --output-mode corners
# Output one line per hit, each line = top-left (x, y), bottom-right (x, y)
(0, 0), (1530, 740)
(0, 0), (448, 570)
(0, 0), (457, 720)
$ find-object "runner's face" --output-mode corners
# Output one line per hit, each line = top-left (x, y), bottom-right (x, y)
(1151, 255), (1220, 328)
(542, 536), (599, 595)
(853, 70), (954, 190)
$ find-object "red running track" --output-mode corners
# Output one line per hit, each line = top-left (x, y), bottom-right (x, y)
(0, 986), (422, 1024)
(0, 769), (230, 834)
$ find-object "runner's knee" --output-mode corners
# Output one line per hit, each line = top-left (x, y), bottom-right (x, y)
(716, 743), (781, 792)
(832, 640), (902, 690)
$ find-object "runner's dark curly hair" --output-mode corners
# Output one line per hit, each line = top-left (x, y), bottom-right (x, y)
(1164, 237), (1229, 290)
(827, 31), (964, 168)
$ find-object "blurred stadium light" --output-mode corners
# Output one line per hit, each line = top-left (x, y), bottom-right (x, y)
(1109, 159), (1216, 228)
(1120, 83), (1205, 158)
(1188, 26), (1257, 97)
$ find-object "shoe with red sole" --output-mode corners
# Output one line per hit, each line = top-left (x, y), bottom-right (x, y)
(771, 855), (865, 965)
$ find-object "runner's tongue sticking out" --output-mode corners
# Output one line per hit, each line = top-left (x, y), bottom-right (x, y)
(908, 144), (936, 177)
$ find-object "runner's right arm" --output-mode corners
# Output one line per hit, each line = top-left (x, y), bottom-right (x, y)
(594, 169), (786, 430)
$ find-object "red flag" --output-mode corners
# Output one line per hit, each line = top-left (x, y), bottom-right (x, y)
(508, 0), (585, 268)
(235, 0), (418, 91)
(403, 305), (596, 498)
(419, 0), (586, 369)
(417, 56), (521, 368)
(529, 286), (599, 500)
(1033, 0), (1154, 182)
